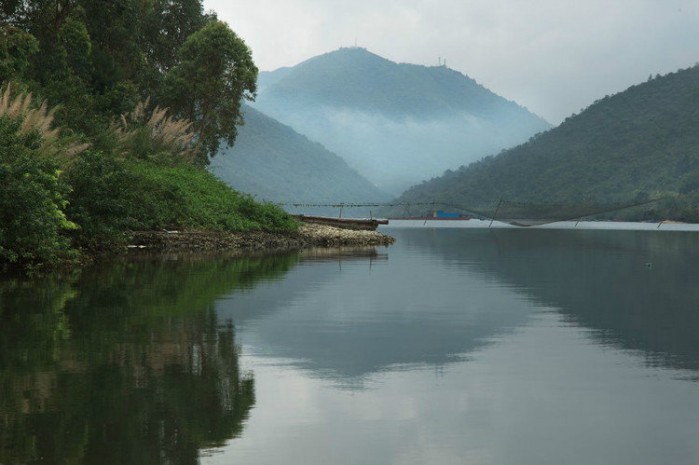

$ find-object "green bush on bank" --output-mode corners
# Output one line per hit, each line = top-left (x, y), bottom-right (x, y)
(0, 85), (298, 270)
(63, 150), (140, 249)
(122, 160), (298, 232)
(0, 117), (77, 268)
(66, 152), (298, 250)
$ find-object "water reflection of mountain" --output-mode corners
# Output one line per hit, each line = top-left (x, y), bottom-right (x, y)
(216, 246), (532, 383)
(0, 254), (298, 465)
(404, 228), (699, 374)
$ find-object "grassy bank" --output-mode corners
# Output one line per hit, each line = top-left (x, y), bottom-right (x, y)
(66, 153), (298, 250)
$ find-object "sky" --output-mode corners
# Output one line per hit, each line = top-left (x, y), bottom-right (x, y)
(203, 0), (699, 124)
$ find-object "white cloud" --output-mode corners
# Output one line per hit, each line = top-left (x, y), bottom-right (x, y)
(204, 0), (699, 123)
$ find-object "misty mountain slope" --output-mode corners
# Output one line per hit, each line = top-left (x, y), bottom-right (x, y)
(256, 66), (293, 92)
(391, 65), (699, 221)
(254, 47), (550, 194)
(210, 106), (390, 208)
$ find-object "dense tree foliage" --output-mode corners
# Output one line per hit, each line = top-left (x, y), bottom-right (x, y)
(0, 26), (38, 82)
(0, 2), (293, 272)
(162, 21), (257, 159)
(390, 65), (699, 222)
(1, 0), (257, 158)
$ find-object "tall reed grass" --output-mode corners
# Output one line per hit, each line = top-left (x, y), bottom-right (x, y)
(0, 82), (89, 163)
(112, 98), (198, 163)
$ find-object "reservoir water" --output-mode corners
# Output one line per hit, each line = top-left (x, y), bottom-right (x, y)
(2, 225), (699, 464)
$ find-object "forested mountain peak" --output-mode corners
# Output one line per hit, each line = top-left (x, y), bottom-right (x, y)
(259, 47), (546, 122)
(391, 64), (699, 221)
(254, 47), (550, 194)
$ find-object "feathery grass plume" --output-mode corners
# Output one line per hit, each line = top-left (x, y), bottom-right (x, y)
(112, 98), (198, 163)
(0, 82), (89, 164)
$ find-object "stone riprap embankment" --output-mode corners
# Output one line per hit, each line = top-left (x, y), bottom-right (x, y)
(129, 223), (394, 252)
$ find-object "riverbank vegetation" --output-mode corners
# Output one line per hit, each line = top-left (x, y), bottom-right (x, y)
(0, 1), (297, 271)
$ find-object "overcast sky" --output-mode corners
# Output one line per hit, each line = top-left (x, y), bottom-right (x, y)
(203, 0), (699, 124)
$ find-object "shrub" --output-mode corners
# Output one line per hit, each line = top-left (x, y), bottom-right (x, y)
(66, 154), (298, 251)
(0, 117), (76, 268)
(0, 82), (90, 269)
(121, 160), (298, 232)
(64, 150), (139, 249)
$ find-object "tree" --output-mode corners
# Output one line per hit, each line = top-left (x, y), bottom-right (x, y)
(161, 20), (257, 162)
(2, 2), (258, 157)
(143, 0), (212, 73)
(140, 0), (213, 100)
(0, 25), (39, 83)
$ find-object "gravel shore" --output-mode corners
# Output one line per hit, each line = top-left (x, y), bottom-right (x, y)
(128, 223), (395, 252)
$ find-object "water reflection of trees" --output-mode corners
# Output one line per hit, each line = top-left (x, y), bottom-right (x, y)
(0, 253), (298, 465)
(410, 228), (699, 374)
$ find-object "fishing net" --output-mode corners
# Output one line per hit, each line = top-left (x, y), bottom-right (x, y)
(278, 197), (668, 227)
(443, 197), (668, 226)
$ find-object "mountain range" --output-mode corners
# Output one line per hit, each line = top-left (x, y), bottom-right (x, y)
(252, 47), (550, 194)
(213, 47), (698, 222)
(389, 65), (699, 221)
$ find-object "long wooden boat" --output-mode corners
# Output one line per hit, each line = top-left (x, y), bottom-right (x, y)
(293, 215), (389, 231)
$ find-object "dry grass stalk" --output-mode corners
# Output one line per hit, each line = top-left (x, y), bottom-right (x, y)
(113, 98), (197, 162)
(0, 82), (89, 163)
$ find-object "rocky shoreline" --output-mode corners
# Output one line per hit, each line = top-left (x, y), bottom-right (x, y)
(128, 223), (395, 252)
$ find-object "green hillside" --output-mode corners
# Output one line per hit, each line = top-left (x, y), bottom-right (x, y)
(391, 65), (699, 222)
(210, 106), (390, 212)
(254, 47), (550, 194)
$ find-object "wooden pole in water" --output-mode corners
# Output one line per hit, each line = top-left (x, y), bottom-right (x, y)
(489, 199), (502, 228)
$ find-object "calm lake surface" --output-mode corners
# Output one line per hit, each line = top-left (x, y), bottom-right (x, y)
(2, 225), (699, 464)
